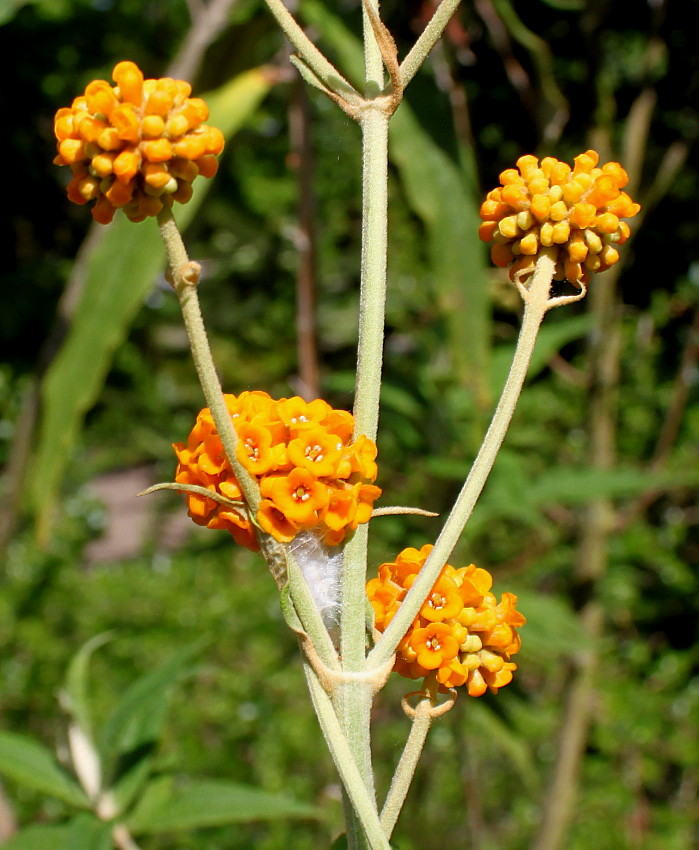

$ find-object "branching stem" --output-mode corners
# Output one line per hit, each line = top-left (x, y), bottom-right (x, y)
(399, 0), (463, 88)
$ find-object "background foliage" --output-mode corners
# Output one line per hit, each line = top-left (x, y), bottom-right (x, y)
(1, 0), (698, 848)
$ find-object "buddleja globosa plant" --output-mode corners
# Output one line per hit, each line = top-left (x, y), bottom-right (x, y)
(50, 1), (640, 847)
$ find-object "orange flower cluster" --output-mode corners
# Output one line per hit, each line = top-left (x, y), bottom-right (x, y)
(367, 545), (525, 696)
(173, 391), (382, 550)
(478, 150), (640, 286)
(53, 61), (224, 224)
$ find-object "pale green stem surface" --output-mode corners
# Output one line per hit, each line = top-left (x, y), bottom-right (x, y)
(337, 104), (391, 810)
(399, 0), (463, 88)
(159, 209), (340, 669)
(338, 9), (393, 843)
(351, 107), (390, 445)
(303, 663), (391, 850)
(264, 0), (358, 98)
(361, 0), (385, 90)
(368, 252), (557, 669)
(338, 99), (389, 760)
(379, 697), (434, 838)
(157, 208), (259, 512)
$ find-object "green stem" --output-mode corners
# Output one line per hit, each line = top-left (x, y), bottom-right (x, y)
(361, 0), (385, 91)
(368, 251), (557, 669)
(379, 695), (434, 838)
(351, 107), (390, 444)
(399, 0), (463, 89)
(336, 105), (390, 808)
(303, 663), (391, 850)
(264, 0), (359, 99)
(337, 9), (393, 842)
(157, 208), (259, 514)
(159, 208), (341, 667)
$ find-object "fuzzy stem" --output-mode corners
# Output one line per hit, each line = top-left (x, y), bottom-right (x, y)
(351, 107), (390, 445)
(379, 695), (435, 837)
(303, 663), (391, 850)
(335, 106), (391, 817)
(399, 0), (463, 89)
(361, 0), (385, 91)
(335, 99), (390, 777)
(264, 0), (359, 98)
(368, 251), (557, 669)
(157, 208), (260, 513)
(337, 11), (393, 843)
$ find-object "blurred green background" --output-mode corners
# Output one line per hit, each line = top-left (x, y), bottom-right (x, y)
(1, 0), (698, 847)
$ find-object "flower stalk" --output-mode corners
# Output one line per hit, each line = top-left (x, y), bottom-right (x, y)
(368, 249), (562, 670)
(157, 209), (260, 513)
(380, 680), (455, 838)
(399, 0), (463, 88)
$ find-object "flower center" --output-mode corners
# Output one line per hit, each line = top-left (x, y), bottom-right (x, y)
(429, 592), (446, 610)
(305, 444), (324, 462)
(244, 438), (259, 461)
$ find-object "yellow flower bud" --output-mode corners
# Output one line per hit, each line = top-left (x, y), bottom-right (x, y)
(477, 151), (640, 287)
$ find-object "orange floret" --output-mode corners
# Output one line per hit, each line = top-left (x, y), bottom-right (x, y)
(173, 392), (381, 549)
(53, 60), (224, 223)
(478, 150), (640, 286)
(367, 545), (525, 696)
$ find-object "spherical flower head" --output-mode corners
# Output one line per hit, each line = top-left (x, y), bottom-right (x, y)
(367, 544), (526, 697)
(478, 150), (640, 287)
(173, 392), (382, 550)
(53, 61), (224, 224)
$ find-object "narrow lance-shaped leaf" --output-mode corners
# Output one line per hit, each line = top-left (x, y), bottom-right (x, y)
(100, 640), (207, 815)
(99, 641), (206, 784)
(0, 815), (113, 850)
(61, 631), (115, 740)
(0, 730), (89, 808)
(127, 776), (321, 834)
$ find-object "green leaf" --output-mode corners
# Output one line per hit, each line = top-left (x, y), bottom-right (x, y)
(110, 753), (156, 817)
(31, 67), (274, 537)
(99, 641), (205, 782)
(0, 730), (89, 808)
(469, 457), (699, 535)
(1, 815), (113, 850)
(63, 814), (113, 850)
(127, 776), (321, 834)
(61, 632), (115, 740)
(0, 826), (66, 850)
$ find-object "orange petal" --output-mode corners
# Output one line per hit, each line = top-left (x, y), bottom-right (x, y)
(112, 60), (144, 105)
